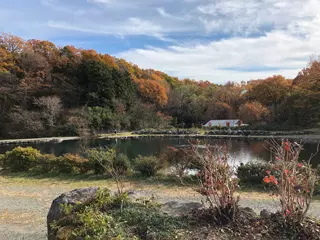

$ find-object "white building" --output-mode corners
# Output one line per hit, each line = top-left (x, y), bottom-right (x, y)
(203, 119), (242, 128)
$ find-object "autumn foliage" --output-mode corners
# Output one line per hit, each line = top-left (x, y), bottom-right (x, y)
(1, 32), (320, 138)
(192, 142), (240, 224)
(136, 79), (168, 106)
(264, 140), (318, 221)
(238, 101), (270, 124)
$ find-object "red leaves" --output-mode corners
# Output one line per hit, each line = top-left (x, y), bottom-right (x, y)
(264, 175), (278, 185)
(265, 140), (317, 221)
(283, 142), (290, 151)
(263, 176), (271, 183)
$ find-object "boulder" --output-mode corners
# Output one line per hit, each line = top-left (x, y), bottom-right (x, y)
(47, 187), (99, 240)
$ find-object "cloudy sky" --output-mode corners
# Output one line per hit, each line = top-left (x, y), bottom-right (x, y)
(2, 0), (320, 83)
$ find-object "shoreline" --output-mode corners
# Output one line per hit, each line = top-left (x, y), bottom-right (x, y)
(0, 133), (320, 145)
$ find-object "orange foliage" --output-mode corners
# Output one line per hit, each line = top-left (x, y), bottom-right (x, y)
(0, 33), (27, 54)
(81, 49), (99, 60)
(197, 81), (211, 88)
(27, 39), (58, 60)
(238, 101), (270, 124)
(100, 54), (118, 69)
(246, 75), (291, 106)
(295, 59), (320, 90)
(0, 48), (15, 72)
(136, 79), (168, 106)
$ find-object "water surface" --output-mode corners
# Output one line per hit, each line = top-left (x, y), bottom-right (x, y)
(0, 137), (319, 166)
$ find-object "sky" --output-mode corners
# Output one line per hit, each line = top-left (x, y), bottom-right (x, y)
(1, 0), (320, 83)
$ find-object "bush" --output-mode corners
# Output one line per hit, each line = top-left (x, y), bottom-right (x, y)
(2, 146), (41, 172)
(56, 153), (89, 174)
(237, 162), (272, 186)
(34, 154), (57, 173)
(114, 153), (131, 176)
(86, 148), (116, 174)
(86, 148), (131, 194)
(162, 146), (196, 178)
(192, 142), (240, 224)
(0, 154), (4, 168)
(52, 188), (186, 240)
(263, 140), (317, 221)
(134, 155), (163, 177)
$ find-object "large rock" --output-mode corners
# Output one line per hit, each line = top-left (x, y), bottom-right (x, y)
(47, 187), (99, 240)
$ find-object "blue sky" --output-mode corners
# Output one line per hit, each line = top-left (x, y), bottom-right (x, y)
(1, 0), (320, 83)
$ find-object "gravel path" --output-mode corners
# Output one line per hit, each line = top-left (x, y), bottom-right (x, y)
(1, 176), (320, 240)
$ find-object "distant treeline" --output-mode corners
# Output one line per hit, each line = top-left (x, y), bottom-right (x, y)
(0, 33), (319, 138)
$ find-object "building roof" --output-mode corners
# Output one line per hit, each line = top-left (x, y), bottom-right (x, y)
(203, 119), (241, 127)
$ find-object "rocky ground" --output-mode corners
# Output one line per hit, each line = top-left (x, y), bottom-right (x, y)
(1, 174), (320, 240)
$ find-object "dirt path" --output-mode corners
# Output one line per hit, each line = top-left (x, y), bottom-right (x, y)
(1, 175), (320, 240)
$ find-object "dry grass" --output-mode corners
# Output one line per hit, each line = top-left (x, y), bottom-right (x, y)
(0, 210), (41, 225)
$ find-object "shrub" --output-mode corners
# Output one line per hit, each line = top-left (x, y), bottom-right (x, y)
(192, 142), (240, 224)
(263, 140), (318, 221)
(86, 148), (116, 174)
(114, 153), (131, 176)
(2, 146), (41, 172)
(162, 146), (196, 179)
(53, 188), (186, 240)
(134, 155), (163, 177)
(87, 148), (131, 194)
(57, 153), (89, 174)
(0, 154), (4, 168)
(237, 162), (272, 186)
(34, 154), (57, 173)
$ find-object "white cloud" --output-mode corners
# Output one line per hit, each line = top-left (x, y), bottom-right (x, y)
(48, 17), (175, 39)
(157, 8), (169, 17)
(118, 16), (320, 83)
(196, 0), (320, 35)
(3, 0), (320, 83)
(87, 0), (111, 3)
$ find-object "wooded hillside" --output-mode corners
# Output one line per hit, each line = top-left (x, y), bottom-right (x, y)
(0, 33), (319, 138)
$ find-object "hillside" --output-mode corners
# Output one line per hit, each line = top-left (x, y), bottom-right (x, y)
(0, 33), (319, 138)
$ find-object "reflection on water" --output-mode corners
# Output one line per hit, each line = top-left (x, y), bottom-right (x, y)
(0, 137), (319, 166)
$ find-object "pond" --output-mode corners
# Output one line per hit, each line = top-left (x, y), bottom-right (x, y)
(0, 137), (319, 166)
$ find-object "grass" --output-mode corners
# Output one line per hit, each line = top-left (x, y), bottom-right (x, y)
(0, 171), (284, 201)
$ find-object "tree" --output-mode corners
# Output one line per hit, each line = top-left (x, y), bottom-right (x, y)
(245, 75), (291, 123)
(136, 79), (168, 106)
(34, 96), (62, 128)
(238, 101), (270, 124)
(206, 101), (232, 120)
(77, 60), (114, 106)
(215, 82), (244, 118)
(18, 50), (50, 82)
(0, 33), (26, 54)
(246, 75), (291, 112)
(8, 106), (44, 137)
(27, 39), (58, 61)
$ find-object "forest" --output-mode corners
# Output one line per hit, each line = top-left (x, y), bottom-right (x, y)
(0, 33), (319, 139)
